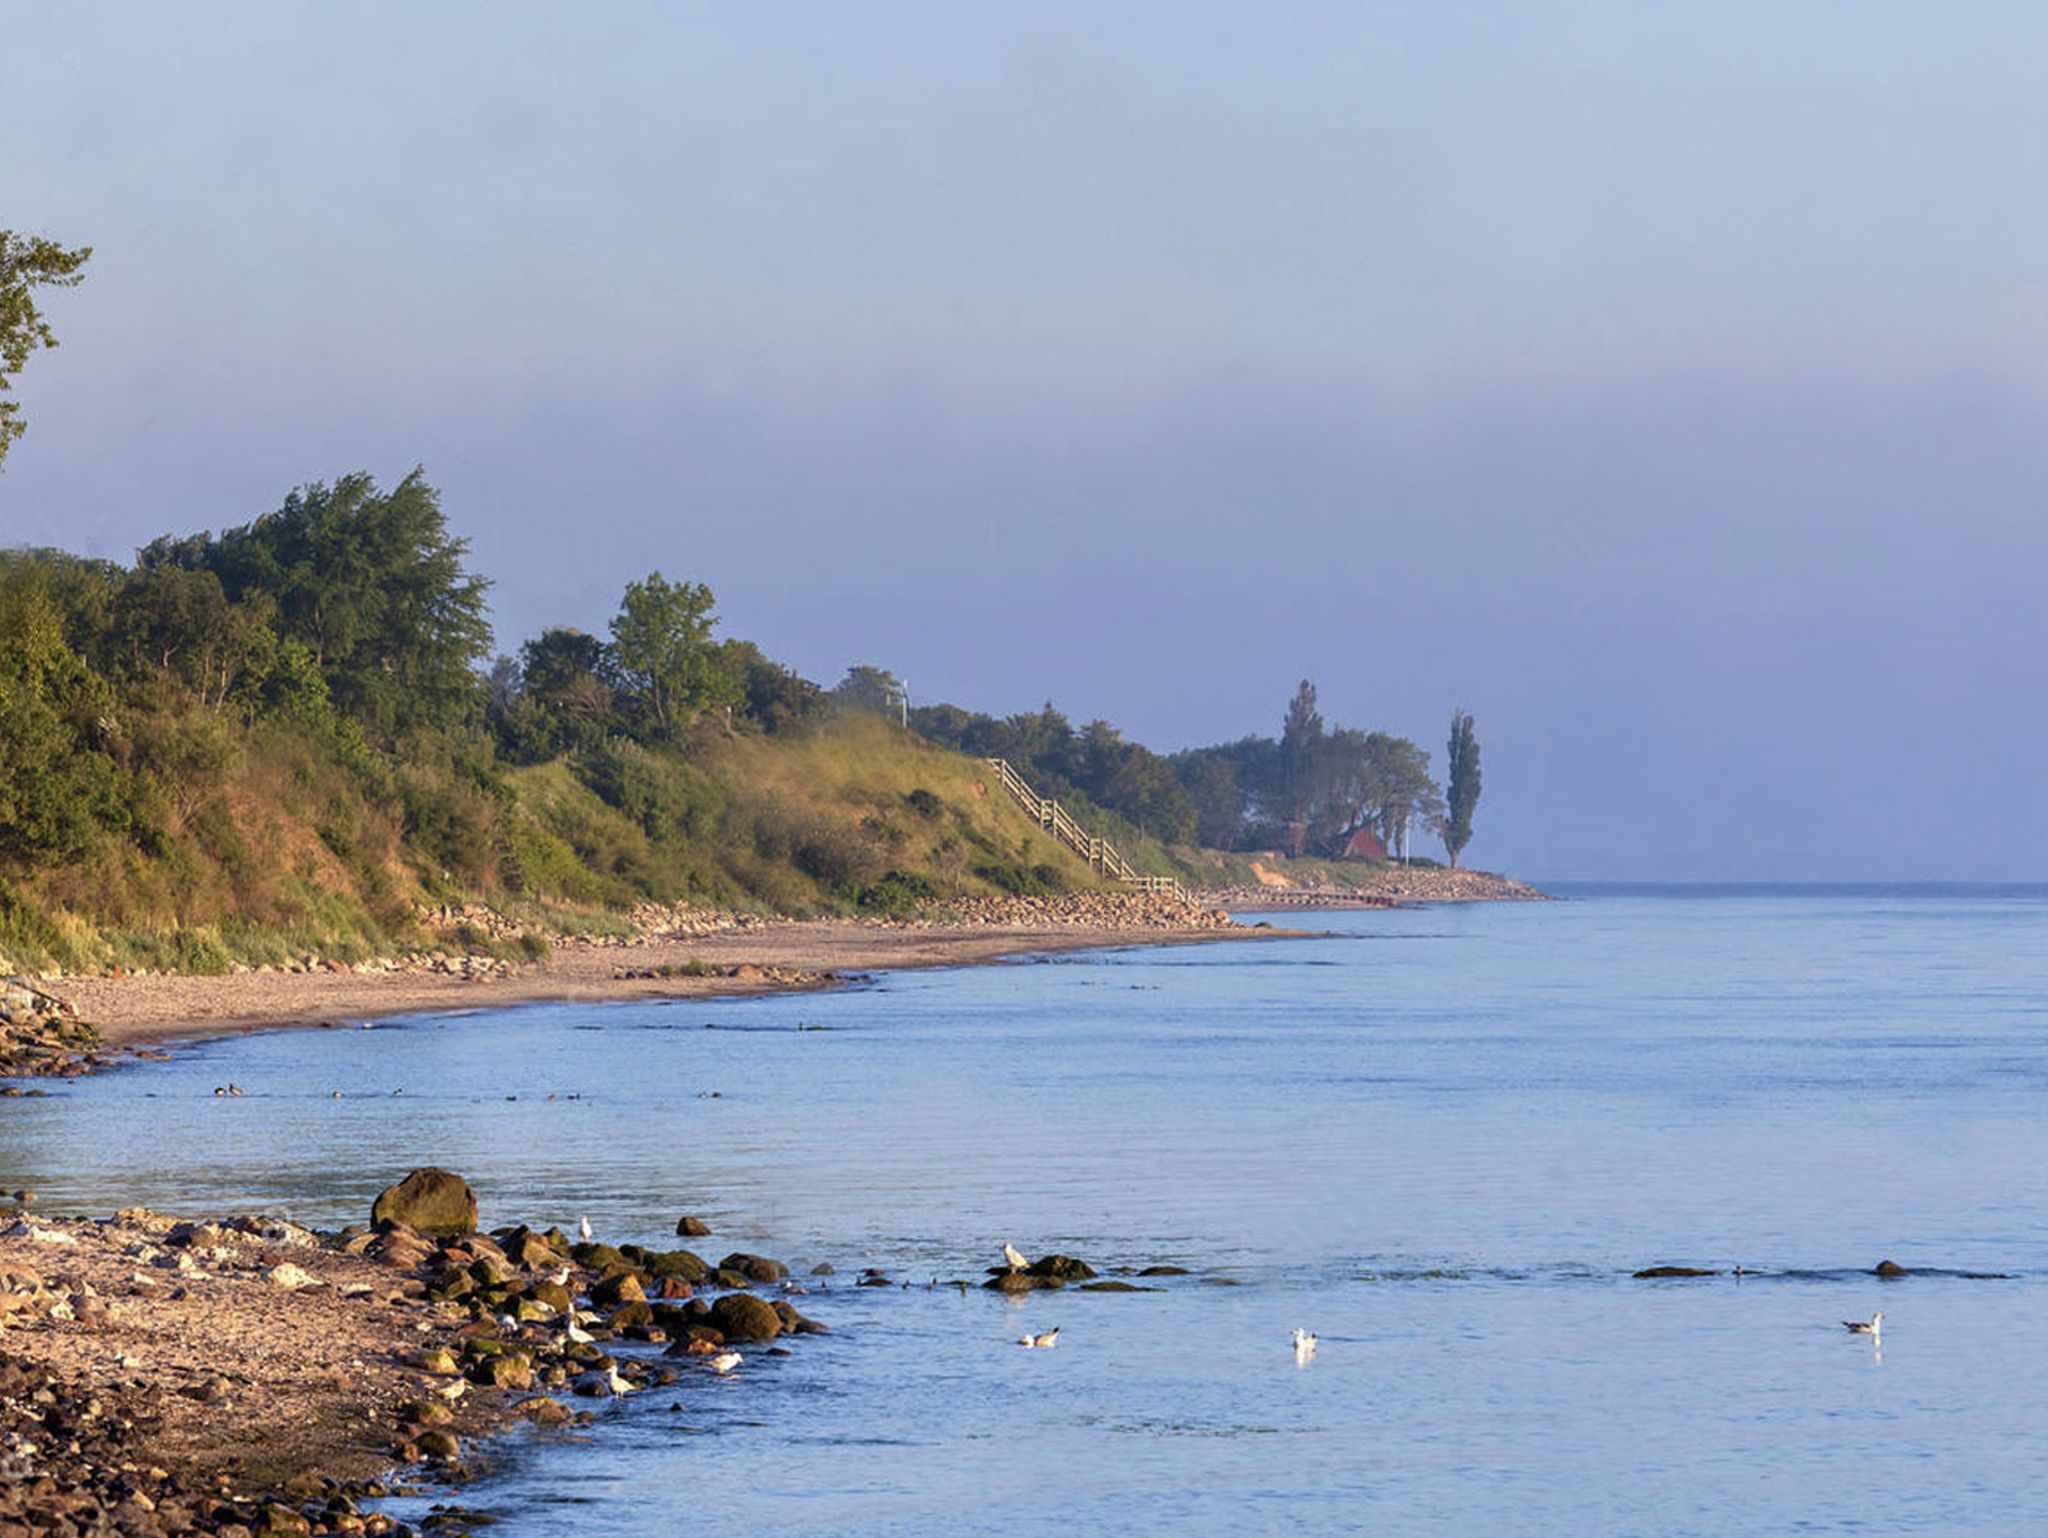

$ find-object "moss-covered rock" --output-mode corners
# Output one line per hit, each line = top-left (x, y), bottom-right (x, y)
(719, 1252), (788, 1283)
(709, 1292), (783, 1342)
(370, 1168), (477, 1238)
(1028, 1255), (1096, 1281)
(649, 1249), (708, 1284)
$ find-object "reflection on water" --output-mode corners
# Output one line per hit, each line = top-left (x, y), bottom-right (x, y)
(5, 890), (2048, 1535)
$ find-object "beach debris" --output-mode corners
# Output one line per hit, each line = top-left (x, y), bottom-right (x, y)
(1843, 1312), (1882, 1337)
(1292, 1328), (1318, 1362)
(3, 1220), (77, 1246)
(1017, 1327), (1060, 1349)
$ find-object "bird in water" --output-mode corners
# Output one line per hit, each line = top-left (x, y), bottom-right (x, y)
(1017, 1327), (1060, 1349)
(1843, 1312), (1882, 1337)
(562, 1314), (596, 1345)
(1002, 1242), (1029, 1273)
(600, 1364), (633, 1396)
(1292, 1328), (1319, 1361)
(579, 1215), (594, 1243)
(710, 1351), (742, 1375)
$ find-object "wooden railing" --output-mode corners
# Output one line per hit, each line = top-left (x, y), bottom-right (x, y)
(985, 758), (1194, 905)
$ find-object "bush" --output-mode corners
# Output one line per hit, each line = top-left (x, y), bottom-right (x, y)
(858, 870), (940, 917)
(904, 788), (943, 820)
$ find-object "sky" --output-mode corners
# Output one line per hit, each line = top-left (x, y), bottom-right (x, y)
(5, 1), (2048, 880)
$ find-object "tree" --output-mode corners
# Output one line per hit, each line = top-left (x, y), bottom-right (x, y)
(1278, 679), (1324, 830)
(0, 232), (91, 471)
(609, 573), (734, 735)
(832, 665), (905, 721)
(179, 470), (493, 737)
(1442, 709), (1482, 867)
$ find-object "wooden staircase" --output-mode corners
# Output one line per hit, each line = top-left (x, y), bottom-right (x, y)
(985, 758), (1194, 904)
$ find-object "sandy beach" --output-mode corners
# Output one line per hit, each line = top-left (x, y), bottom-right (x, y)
(39, 914), (1275, 1055)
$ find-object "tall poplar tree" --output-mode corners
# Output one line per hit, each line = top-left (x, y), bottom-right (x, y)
(1442, 709), (1482, 867)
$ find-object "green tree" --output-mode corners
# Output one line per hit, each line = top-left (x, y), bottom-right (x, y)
(832, 665), (905, 720)
(0, 232), (91, 471)
(1278, 679), (1324, 831)
(609, 573), (735, 735)
(176, 470), (492, 736)
(0, 563), (120, 861)
(1441, 709), (1482, 867)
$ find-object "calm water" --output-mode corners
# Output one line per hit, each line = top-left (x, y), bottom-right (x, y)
(6, 887), (2047, 1535)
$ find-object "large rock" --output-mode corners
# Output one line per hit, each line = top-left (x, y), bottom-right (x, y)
(719, 1252), (788, 1283)
(709, 1291), (784, 1342)
(1028, 1254), (1097, 1281)
(370, 1169), (477, 1238)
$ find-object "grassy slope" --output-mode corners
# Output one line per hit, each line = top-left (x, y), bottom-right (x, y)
(0, 715), (1110, 974)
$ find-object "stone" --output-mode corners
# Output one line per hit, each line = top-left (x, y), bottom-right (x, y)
(984, 1272), (1060, 1293)
(1027, 1254), (1096, 1281)
(369, 1169), (477, 1239)
(1873, 1259), (1910, 1276)
(592, 1271), (647, 1307)
(675, 1215), (712, 1237)
(708, 1292), (783, 1342)
(649, 1249), (708, 1284)
(718, 1252), (788, 1283)
(1632, 1266), (1719, 1278)
(468, 1354), (533, 1390)
(265, 1262), (320, 1290)
(414, 1429), (461, 1462)
(1136, 1265), (1189, 1276)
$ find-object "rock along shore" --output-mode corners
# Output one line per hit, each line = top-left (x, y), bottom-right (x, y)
(0, 1171), (826, 1537)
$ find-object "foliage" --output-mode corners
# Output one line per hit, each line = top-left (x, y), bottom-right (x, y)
(0, 231), (91, 470)
(1442, 709), (1482, 866)
(151, 470), (493, 738)
(609, 572), (736, 735)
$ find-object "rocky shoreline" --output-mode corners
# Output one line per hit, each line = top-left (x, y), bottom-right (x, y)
(1194, 865), (1548, 910)
(0, 1170), (827, 1537)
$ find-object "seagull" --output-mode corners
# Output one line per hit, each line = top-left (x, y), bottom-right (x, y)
(601, 1364), (633, 1396)
(548, 1264), (573, 1288)
(1843, 1312), (1882, 1337)
(1002, 1243), (1029, 1273)
(562, 1315), (595, 1345)
(1292, 1328), (1318, 1361)
(579, 1215), (593, 1243)
(710, 1351), (742, 1375)
(1017, 1327), (1060, 1349)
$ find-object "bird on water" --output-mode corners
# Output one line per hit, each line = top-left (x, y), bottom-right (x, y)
(1017, 1327), (1060, 1348)
(1292, 1328), (1318, 1361)
(1843, 1312), (1882, 1337)
(710, 1350), (742, 1375)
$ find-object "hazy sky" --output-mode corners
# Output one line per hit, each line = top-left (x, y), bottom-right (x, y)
(7, 2), (2048, 879)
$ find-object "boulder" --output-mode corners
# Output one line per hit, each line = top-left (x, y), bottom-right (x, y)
(1873, 1260), (1910, 1277)
(649, 1249), (708, 1284)
(591, 1271), (647, 1308)
(675, 1215), (712, 1238)
(984, 1272), (1060, 1293)
(719, 1252), (788, 1283)
(1632, 1266), (1719, 1279)
(1028, 1255), (1096, 1281)
(370, 1169), (477, 1239)
(709, 1292), (784, 1342)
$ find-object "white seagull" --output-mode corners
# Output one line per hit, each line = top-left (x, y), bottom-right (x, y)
(579, 1215), (593, 1244)
(1292, 1328), (1318, 1361)
(1001, 1242), (1029, 1273)
(710, 1350), (742, 1375)
(1842, 1312), (1882, 1337)
(601, 1363), (633, 1396)
(1017, 1327), (1060, 1349)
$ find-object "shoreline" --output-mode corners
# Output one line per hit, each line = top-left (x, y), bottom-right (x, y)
(36, 916), (1286, 1057)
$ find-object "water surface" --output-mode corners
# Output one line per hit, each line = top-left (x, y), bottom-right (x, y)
(5, 888), (2045, 1534)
